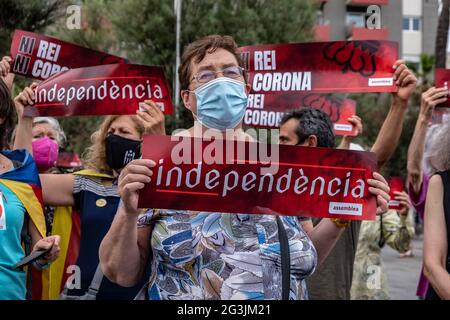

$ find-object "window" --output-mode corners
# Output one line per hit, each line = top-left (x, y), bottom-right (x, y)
(346, 12), (366, 28)
(403, 16), (421, 31)
(402, 18), (409, 30)
(412, 18), (420, 31)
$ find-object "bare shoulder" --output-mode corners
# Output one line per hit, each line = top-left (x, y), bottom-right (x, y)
(425, 174), (444, 217)
(429, 174), (443, 191)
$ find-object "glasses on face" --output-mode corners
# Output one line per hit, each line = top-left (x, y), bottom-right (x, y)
(190, 65), (245, 84)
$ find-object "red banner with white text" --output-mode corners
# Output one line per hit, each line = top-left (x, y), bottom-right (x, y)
(244, 94), (358, 136)
(24, 64), (173, 117)
(138, 135), (378, 220)
(388, 176), (403, 210)
(10, 30), (126, 80)
(240, 41), (398, 131)
(240, 41), (398, 93)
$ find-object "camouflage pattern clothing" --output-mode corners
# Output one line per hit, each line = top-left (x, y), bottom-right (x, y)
(351, 210), (414, 300)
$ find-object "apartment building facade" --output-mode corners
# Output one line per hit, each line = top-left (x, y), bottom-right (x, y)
(314, 0), (440, 69)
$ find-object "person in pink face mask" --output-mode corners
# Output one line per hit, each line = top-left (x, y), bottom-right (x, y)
(31, 117), (66, 173)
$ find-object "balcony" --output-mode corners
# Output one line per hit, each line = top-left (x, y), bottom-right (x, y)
(346, 0), (389, 5)
(314, 24), (331, 41)
(350, 26), (389, 40)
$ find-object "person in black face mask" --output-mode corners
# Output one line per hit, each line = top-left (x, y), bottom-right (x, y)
(105, 133), (142, 170)
(14, 83), (166, 300)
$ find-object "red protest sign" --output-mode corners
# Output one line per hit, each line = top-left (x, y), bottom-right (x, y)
(239, 41), (397, 131)
(434, 68), (450, 107)
(388, 176), (403, 210)
(138, 135), (378, 220)
(240, 41), (398, 94)
(24, 64), (173, 117)
(10, 29), (126, 80)
(244, 93), (358, 136)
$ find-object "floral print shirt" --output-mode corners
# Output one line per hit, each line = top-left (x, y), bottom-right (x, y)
(138, 210), (317, 300)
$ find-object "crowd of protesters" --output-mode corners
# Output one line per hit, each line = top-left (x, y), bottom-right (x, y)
(0, 34), (449, 300)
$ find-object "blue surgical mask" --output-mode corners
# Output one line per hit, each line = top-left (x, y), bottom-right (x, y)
(191, 77), (248, 131)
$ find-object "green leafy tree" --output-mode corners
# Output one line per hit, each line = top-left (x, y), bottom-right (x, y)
(0, 0), (65, 55)
(349, 89), (420, 180)
(0, 0), (66, 97)
(110, 0), (317, 135)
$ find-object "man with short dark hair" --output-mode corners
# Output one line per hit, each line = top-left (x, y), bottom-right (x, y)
(279, 108), (335, 148)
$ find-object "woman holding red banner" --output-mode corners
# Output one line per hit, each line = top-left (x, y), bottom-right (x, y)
(423, 122), (450, 300)
(0, 78), (60, 300)
(13, 79), (165, 300)
(14, 98), (69, 233)
(99, 35), (391, 300)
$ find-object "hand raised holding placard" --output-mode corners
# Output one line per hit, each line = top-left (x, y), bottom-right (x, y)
(0, 56), (12, 78)
(421, 87), (449, 119)
(393, 191), (411, 216)
(13, 83), (39, 153)
(136, 100), (166, 135)
(0, 56), (15, 91)
(392, 59), (417, 105)
(338, 115), (363, 150)
(118, 159), (156, 216)
(14, 83), (38, 119)
(368, 172), (390, 215)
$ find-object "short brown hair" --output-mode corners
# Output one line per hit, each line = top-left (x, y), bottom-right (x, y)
(178, 35), (246, 91)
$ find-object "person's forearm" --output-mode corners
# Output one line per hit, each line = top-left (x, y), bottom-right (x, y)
(13, 116), (33, 152)
(4, 73), (15, 92)
(407, 114), (428, 194)
(424, 264), (450, 299)
(99, 205), (143, 287)
(29, 219), (43, 249)
(308, 219), (345, 266)
(370, 99), (407, 168)
(337, 137), (351, 150)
